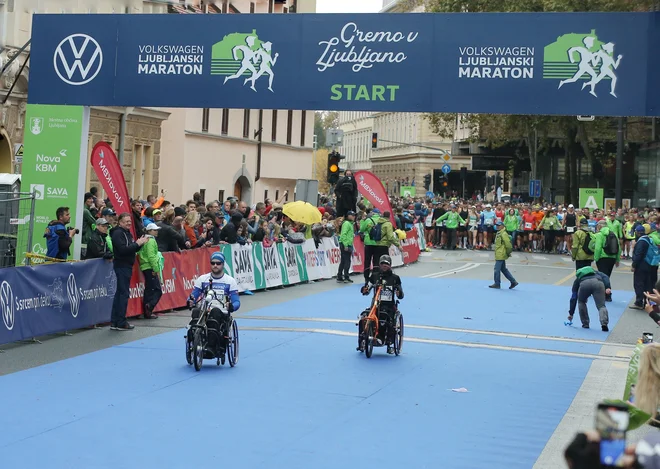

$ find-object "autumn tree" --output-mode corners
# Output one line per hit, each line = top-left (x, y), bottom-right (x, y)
(314, 111), (340, 149)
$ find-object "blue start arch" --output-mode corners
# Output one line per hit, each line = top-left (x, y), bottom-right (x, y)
(27, 12), (660, 117)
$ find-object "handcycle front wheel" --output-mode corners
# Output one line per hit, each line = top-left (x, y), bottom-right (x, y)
(227, 319), (239, 367)
(192, 329), (204, 371)
(393, 313), (404, 356)
(185, 330), (193, 365)
(365, 321), (375, 358)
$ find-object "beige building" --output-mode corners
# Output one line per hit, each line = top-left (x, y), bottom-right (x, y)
(0, 0), (313, 205)
(338, 111), (374, 172)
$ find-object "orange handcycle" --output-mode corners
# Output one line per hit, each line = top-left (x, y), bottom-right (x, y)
(357, 282), (404, 358)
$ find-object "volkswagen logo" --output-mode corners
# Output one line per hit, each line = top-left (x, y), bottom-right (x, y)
(1, 281), (14, 331)
(53, 33), (103, 86)
(67, 273), (81, 318)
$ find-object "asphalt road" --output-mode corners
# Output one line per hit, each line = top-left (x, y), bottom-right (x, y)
(0, 248), (650, 469)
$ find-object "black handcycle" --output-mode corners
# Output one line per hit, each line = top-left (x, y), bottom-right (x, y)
(185, 285), (239, 371)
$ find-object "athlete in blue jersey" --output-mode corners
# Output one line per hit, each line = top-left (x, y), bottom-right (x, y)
(187, 252), (241, 313)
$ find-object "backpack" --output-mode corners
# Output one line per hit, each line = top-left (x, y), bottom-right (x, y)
(603, 230), (619, 256)
(582, 231), (595, 255)
(44, 223), (66, 258)
(369, 219), (383, 242)
(642, 237), (660, 266)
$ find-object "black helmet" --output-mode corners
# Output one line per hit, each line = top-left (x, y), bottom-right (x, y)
(379, 254), (392, 266)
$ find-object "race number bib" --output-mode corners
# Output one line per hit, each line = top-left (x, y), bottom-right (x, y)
(485, 218), (493, 225)
(425, 215), (433, 227)
(496, 217), (502, 223)
(566, 227), (575, 233)
(380, 289), (393, 301)
(524, 222), (533, 230)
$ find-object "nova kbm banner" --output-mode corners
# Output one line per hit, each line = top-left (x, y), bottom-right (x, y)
(27, 13), (660, 117)
(17, 105), (89, 265)
(354, 170), (396, 225)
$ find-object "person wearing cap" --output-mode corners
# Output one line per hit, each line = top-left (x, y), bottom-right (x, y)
(84, 218), (113, 260)
(631, 224), (660, 309)
(490, 221), (518, 289)
(481, 204), (497, 249)
(571, 218), (595, 270)
(593, 219), (620, 302)
(337, 210), (356, 283)
(187, 252), (240, 314)
(359, 208), (383, 283)
(359, 254), (404, 354)
(138, 223), (164, 319)
(567, 266), (611, 331)
(435, 204), (465, 250)
(102, 208), (117, 226)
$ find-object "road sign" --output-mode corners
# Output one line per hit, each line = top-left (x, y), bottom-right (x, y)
(579, 188), (604, 209)
(326, 128), (344, 146)
(577, 115), (595, 122)
(529, 179), (541, 198)
(14, 144), (23, 163)
(441, 164), (451, 175)
(426, 191), (434, 198)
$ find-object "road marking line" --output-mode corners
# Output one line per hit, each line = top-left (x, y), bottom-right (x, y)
(421, 263), (479, 278)
(239, 315), (636, 348)
(532, 255), (549, 261)
(240, 326), (629, 362)
(554, 271), (576, 286)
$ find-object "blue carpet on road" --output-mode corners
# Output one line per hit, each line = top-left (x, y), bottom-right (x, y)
(0, 328), (590, 469)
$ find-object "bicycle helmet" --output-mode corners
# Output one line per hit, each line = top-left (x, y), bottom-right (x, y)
(379, 255), (392, 266)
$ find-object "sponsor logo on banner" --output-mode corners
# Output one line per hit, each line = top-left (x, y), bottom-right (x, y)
(458, 45), (535, 79)
(263, 245), (283, 288)
(545, 30), (622, 98)
(67, 273), (81, 318)
(252, 243), (266, 290)
(138, 44), (204, 76)
(29, 117), (44, 135)
(232, 245), (255, 290)
(212, 31), (278, 92)
(54, 34), (103, 85)
(30, 184), (45, 200)
(1, 281), (15, 330)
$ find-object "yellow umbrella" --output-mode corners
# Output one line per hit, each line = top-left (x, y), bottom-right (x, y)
(282, 201), (322, 225)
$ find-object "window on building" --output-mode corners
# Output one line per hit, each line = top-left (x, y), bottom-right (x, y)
(275, 189), (279, 201)
(264, 190), (268, 201)
(221, 108), (229, 135)
(272, 110), (278, 142)
(268, 0), (273, 13)
(250, 2), (255, 13)
(300, 110), (306, 146)
(286, 110), (293, 145)
(202, 108), (210, 132)
(218, 190), (225, 202)
(131, 144), (153, 199)
(285, 191), (289, 202)
(199, 189), (206, 202)
(243, 109), (250, 138)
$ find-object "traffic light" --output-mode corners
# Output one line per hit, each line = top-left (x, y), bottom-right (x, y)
(441, 176), (449, 188)
(423, 173), (432, 190)
(327, 151), (345, 184)
(371, 132), (378, 149)
(460, 167), (467, 180)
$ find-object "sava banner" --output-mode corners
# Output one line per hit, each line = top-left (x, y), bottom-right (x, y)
(354, 170), (396, 225)
(90, 142), (135, 238)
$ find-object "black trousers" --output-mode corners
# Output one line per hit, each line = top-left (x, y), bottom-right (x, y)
(634, 263), (655, 306)
(544, 231), (555, 253)
(337, 245), (352, 279)
(575, 260), (593, 271)
(363, 244), (389, 282)
(446, 228), (457, 249)
(596, 258), (616, 278)
(111, 265), (133, 327)
(142, 269), (163, 316)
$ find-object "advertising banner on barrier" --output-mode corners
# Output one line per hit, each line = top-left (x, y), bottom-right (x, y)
(0, 259), (114, 345)
(28, 13), (660, 117)
(90, 142), (135, 238)
(18, 104), (88, 265)
(1, 229), (421, 343)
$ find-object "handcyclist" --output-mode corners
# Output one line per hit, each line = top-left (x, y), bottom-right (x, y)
(359, 254), (404, 354)
(187, 252), (241, 327)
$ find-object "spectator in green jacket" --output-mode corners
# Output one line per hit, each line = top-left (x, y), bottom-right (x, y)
(572, 218), (594, 270)
(490, 221), (518, 290)
(337, 211), (356, 283)
(359, 208), (381, 283)
(138, 223), (163, 319)
(436, 204), (465, 250)
(594, 219), (621, 273)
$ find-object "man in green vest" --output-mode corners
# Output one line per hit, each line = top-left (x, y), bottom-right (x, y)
(490, 221), (518, 289)
(571, 218), (594, 271)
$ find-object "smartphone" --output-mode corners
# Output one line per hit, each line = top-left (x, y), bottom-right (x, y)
(595, 402), (629, 467)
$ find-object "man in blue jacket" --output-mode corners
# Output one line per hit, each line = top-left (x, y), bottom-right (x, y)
(568, 266), (611, 331)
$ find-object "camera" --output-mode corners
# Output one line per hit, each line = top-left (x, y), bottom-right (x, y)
(68, 227), (80, 234)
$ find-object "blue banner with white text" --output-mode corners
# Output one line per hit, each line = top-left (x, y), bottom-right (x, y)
(27, 12), (660, 116)
(0, 260), (114, 345)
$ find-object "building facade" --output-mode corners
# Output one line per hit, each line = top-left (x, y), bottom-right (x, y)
(0, 0), (313, 206)
(338, 111), (374, 172)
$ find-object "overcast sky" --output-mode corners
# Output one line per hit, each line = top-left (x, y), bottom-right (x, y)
(316, 0), (383, 13)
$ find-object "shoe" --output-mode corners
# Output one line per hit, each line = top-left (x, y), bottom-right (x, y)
(110, 325), (119, 331)
(489, 284), (500, 289)
(509, 282), (519, 290)
(630, 304), (644, 310)
(336, 278), (344, 283)
(602, 325), (609, 332)
(114, 323), (135, 331)
(582, 324), (590, 329)
(344, 278), (354, 283)
(387, 346), (394, 355)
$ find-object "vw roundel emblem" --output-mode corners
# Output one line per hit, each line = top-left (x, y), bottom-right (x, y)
(53, 33), (103, 86)
(67, 273), (81, 318)
(1, 281), (15, 331)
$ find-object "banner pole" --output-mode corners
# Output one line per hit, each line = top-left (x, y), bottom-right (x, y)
(73, 107), (91, 260)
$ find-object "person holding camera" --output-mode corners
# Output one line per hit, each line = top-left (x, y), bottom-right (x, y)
(44, 206), (78, 260)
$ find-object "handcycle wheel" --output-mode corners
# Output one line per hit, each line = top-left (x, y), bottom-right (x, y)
(394, 313), (404, 356)
(185, 330), (193, 365)
(365, 321), (374, 359)
(192, 329), (204, 371)
(227, 319), (239, 367)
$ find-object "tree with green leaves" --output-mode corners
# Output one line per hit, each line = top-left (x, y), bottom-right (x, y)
(314, 111), (339, 149)
(423, 0), (656, 203)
